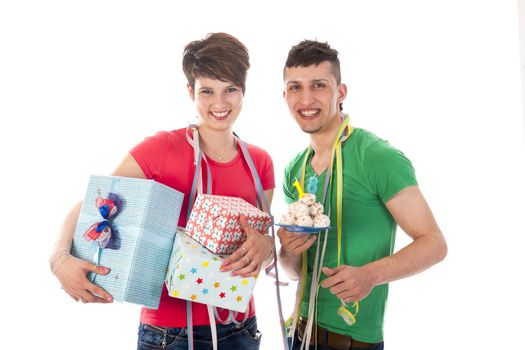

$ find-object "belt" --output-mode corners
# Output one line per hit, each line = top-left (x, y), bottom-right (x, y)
(297, 317), (375, 349)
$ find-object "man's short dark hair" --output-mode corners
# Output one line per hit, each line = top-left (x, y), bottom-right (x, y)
(284, 40), (341, 84)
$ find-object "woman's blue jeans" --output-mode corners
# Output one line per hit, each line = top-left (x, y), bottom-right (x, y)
(137, 316), (261, 350)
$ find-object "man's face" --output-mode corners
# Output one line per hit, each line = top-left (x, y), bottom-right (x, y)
(188, 77), (243, 132)
(283, 61), (346, 134)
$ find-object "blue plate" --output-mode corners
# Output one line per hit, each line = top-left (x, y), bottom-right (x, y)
(275, 224), (331, 234)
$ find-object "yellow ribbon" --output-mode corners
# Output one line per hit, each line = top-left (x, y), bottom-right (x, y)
(293, 178), (305, 198)
(296, 115), (359, 327)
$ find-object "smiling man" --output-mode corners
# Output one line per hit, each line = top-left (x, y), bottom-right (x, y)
(277, 40), (447, 350)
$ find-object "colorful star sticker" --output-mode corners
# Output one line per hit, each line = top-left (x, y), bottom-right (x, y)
(178, 274), (186, 280)
(241, 279), (249, 285)
(203, 261), (209, 268)
(236, 296), (243, 303)
(230, 285), (237, 292)
(196, 278), (203, 284)
(219, 292), (226, 299)
(213, 282), (220, 289)
(190, 267), (198, 274)
(202, 288), (209, 295)
(172, 290), (179, 297)
(190, 294), (197, 301)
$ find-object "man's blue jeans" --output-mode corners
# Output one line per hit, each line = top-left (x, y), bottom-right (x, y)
(137, 316), (261, 350)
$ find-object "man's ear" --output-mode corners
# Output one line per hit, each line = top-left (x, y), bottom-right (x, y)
(338, 83), (348, 104)
(187, 84), (194, 100)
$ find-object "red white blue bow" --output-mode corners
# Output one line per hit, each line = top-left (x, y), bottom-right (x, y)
(83, 193), (122, 249)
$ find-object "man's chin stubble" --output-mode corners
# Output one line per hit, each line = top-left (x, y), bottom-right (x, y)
(301, 126), (323, 134)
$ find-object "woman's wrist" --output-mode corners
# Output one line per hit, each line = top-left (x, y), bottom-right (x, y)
(49, 238), (73, 274)
(263, 234), (275, 262)
(49, 249), (72, 274)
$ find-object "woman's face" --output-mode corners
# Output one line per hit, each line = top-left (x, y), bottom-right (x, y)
(189, 77), (243, 132)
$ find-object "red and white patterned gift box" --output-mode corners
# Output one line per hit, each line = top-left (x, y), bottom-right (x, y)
(186, 194), (272, 254)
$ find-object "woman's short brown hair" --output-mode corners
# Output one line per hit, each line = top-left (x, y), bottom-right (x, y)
(182, 33), (250, 94)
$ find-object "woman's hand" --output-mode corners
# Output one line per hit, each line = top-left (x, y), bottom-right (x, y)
(54, 255), (113, 304)
(221, 215), (273, 278)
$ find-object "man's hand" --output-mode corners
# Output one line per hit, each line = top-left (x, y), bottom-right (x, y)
(277, 227), (317, 256)
(320, 265), (376, 303)
(275, 227), (317, 280)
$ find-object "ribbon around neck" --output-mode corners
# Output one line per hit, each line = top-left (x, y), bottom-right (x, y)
(290, 114), (358, 345)
(184, 125), (289, 350)
(83, 193), (122, 249)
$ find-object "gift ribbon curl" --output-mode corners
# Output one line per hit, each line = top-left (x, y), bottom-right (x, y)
(83, 193), (122, 249)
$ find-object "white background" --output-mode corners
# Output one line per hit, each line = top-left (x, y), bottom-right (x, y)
(1, 1), (525, 349)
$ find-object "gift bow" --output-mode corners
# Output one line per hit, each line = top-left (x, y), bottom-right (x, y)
(83, 193), (122, 249)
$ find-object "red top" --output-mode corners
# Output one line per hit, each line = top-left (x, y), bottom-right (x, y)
(130, 127), (275, 327)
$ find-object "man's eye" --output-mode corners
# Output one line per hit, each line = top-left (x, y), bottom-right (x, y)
(200, 89), (212, 95)
(313, 83), (325, 89)
(289, 85), (300, 92)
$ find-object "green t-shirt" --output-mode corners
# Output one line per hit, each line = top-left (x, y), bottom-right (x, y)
(283, 128), (418, 343)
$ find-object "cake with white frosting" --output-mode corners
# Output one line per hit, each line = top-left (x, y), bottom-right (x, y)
(280, 193), (331, 228)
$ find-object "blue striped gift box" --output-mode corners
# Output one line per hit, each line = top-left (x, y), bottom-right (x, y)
(71, 175), (184, 309)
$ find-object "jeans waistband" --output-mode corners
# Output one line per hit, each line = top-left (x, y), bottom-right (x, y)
(141, 316), (256, 337)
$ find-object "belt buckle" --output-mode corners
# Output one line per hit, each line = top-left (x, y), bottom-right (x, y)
(297, 318), (310, 344)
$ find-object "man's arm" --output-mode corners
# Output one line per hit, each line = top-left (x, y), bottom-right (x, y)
(321, 185), (447, 302)
(277, 165), (317, 280)
(277, 228), (317, 280)
(366, 185), (446, 282)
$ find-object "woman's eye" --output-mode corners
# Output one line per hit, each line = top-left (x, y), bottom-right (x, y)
(225, 87), (238, 93)
(200, 89), (213, 95)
